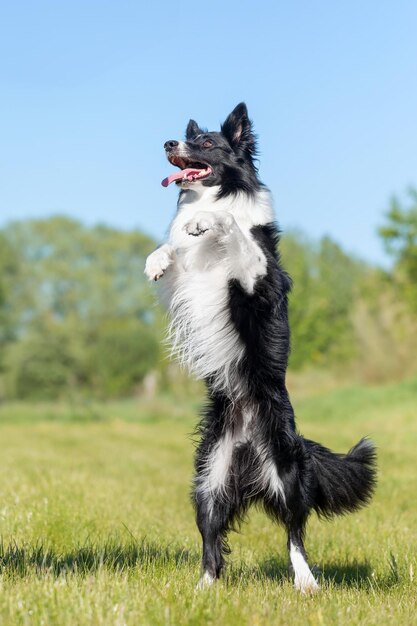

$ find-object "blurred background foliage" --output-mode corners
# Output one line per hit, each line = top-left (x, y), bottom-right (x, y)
(1, 189), (417, 401)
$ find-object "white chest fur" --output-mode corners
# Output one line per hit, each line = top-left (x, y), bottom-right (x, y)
(169, 184), (273, 252)
(161, 184), (274, 396)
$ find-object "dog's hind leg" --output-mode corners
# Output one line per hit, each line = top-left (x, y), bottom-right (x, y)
(194, 423), (244, 588)
(194, 440), (238, 586)
(195, 492), (237, 589)
(287, 523), (319, 593)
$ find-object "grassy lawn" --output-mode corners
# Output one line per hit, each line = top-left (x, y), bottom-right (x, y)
(0, 379), (416, 625)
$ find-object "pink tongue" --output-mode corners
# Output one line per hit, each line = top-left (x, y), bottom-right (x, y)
(161, 167), (207, 187)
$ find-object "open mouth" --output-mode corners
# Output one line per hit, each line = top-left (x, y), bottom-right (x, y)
(161, 155), (213, 187)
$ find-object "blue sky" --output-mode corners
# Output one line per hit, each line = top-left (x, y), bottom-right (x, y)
(1, 1), (417, 265)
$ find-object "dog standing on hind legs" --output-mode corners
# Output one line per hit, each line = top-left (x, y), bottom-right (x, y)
(145, 102), (377, 592)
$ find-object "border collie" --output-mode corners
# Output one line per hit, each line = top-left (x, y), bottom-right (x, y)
(144, 103), (377, 592)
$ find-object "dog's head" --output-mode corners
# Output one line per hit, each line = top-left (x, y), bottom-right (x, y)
(162, 103), (260, 196)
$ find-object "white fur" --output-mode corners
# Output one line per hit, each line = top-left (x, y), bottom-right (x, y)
(145, 183), (286, 500)
(164, 264), (245, 395)
(183, 208), (267, 293)
(201, 431), (238, 494)
(195, 425), (248, 517)
(149, 184), (273, 396)
(170, 184), (274, 245)
(289, 543), (319, 593)
(144, 243), (175, 281)
(195, 404), (286, 513)
(196, 571), (215, 590)
(257, 449), (286, 503)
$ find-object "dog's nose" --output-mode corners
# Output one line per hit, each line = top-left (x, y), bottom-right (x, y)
(164, 140), (179, 151)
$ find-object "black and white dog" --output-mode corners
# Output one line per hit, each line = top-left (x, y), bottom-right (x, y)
(145, 103), (376, 592)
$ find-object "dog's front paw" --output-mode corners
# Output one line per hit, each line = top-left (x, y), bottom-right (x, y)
(184, 211), (235, 237)
(184, 214), (213, 237)
(144, 245), (174, 281)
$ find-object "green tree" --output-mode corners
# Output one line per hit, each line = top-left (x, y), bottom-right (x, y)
(4, 323), (86, 400)
(0, 233), (19, 372)
(87, 318), (160, 397)
(1, 217), (161, 399)
(3, 216), (157, 329)
(379, 187), (417, 310)
(281, 232), (364, 368)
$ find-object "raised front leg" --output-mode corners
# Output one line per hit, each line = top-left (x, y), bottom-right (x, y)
(144, 243), (175, 281)
(184, 210), (236, 238)
(183, 211), (267, 293)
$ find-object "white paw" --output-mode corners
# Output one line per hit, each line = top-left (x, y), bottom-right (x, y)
(144, 246), (173, 281)
(184, 211), (235, 237)
(294, 575), (319, 594)
(195, 571), (216, 590)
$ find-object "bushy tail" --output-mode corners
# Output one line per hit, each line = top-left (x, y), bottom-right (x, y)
(306, 437), (377, 518)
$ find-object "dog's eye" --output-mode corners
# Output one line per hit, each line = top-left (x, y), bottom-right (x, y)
(202, 140), (213, 148)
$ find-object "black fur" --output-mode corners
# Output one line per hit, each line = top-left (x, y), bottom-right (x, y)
(167, 103), (377, 584)
(166, 102), (261, 197)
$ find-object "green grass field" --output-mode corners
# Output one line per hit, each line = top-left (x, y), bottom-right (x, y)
(0, 378), (416, 626)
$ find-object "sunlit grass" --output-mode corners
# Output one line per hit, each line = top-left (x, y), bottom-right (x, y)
(0, 379), (416, 625)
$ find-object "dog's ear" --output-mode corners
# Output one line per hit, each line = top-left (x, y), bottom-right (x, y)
(221, 103), (256, 156)
(186, 119), (203, 140)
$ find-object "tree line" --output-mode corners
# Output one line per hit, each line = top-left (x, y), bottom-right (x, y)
(0, 189), (416, 400)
